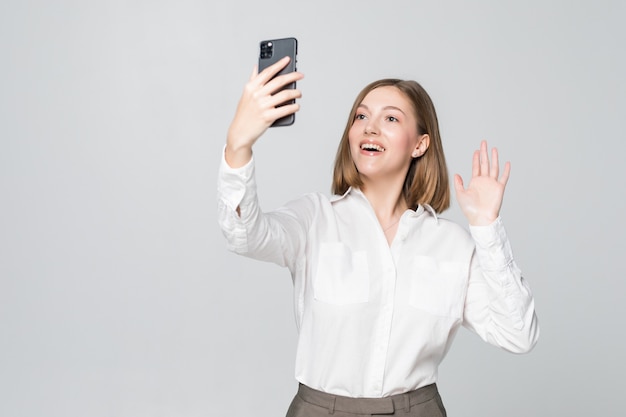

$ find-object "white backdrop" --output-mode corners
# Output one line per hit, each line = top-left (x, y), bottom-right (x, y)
(1, 1), (625, 416)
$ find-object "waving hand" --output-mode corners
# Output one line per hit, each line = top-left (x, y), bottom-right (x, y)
(454, 141), (511, 226)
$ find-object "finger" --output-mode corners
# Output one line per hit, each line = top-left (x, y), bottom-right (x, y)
(263, 70), (304, 96)
(453, 173), (465, 193)
(267, 86), (303, 108)
(499, 161), (511, 186)
(471, 150), (480, 178)
(479, 140), (489, 176)
(490, 147), (500, 179)
(249, 65), (258, 81)
(256, 56), (293, 85)
(266, 102), (301, 122)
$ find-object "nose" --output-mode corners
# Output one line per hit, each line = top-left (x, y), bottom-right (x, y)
(364, 119), (378, 135)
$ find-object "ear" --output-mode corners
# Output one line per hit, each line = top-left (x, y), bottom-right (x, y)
(412, 134), (430, 158)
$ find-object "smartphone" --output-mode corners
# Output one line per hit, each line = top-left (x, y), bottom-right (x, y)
(258, 37), (298, 127)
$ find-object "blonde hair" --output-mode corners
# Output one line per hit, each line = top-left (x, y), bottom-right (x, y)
(331, 79), (450, 213)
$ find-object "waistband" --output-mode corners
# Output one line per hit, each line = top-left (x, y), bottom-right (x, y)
(296, 383), (439, 414)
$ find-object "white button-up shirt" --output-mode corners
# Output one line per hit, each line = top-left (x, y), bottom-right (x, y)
(217, 153), (539, 398)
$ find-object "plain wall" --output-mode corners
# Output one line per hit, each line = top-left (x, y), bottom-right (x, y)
(1, 1), (625, 416)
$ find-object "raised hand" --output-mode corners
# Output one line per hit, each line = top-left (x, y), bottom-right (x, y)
(453, 140), (511, 226)
(225, 57), (304, 168)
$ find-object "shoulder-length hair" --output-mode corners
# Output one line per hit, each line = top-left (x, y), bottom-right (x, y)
(331, 79), (450, 213)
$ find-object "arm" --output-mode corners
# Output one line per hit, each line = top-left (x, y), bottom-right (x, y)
(217, 150), (315, 270)
(463, 219), (539, 353)
(455, 141), (539, 352)
(217, 59), (307, 269)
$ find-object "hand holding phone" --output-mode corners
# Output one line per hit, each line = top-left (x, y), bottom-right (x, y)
(225, 38), (301, 167)
(258, 37), (298, 127)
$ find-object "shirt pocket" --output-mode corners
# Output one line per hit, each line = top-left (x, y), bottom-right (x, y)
(313, 242), (370, 305)
(408, 256), (466, 318)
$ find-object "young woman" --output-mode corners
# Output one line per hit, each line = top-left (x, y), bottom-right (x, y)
(218, 57), (539, 417)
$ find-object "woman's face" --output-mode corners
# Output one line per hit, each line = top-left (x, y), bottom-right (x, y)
(348, 86), (425, 185)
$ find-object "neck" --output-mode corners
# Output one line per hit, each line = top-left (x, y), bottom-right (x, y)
(360, 179), (408, 225)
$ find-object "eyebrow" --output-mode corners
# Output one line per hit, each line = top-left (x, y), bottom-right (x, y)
(357, 104), (407, 115)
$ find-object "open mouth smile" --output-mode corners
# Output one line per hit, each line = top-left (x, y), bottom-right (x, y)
(360, 143), (385, 152)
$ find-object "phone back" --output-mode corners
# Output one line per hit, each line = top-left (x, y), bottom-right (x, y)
(258, 37), (298, 126)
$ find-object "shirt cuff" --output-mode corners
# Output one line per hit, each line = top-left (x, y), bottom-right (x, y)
(217, 146), (256, 211)
(468, 217), (514, 271)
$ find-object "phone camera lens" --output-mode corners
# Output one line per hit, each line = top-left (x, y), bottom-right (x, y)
(260, 41), (273, 59)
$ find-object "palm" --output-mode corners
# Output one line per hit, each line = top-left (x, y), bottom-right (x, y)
(454, 141), (510, 226)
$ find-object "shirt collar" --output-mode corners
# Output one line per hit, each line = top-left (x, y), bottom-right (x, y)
(331, 187), (440, 223)
(422, 204), (439, 223)
(330, 186), (353, 202)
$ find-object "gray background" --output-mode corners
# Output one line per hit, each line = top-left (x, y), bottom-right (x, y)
(1, 0), (624, 416)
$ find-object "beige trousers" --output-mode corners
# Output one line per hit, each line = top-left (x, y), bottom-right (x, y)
(285, 383), (446, 417)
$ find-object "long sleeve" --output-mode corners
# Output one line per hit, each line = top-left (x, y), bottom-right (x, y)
(216, 149), (314, 272)
(462, 217), (539, 353)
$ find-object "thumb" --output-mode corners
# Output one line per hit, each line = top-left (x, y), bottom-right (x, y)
(453, 174), (465, 194)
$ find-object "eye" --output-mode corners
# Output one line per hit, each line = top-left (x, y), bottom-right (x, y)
(386, 116), (399, 122)
(354, 113), (367, 120)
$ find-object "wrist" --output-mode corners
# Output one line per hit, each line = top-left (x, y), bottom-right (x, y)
(224, 143), (253, 169)
(468, 215), (499, 227)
